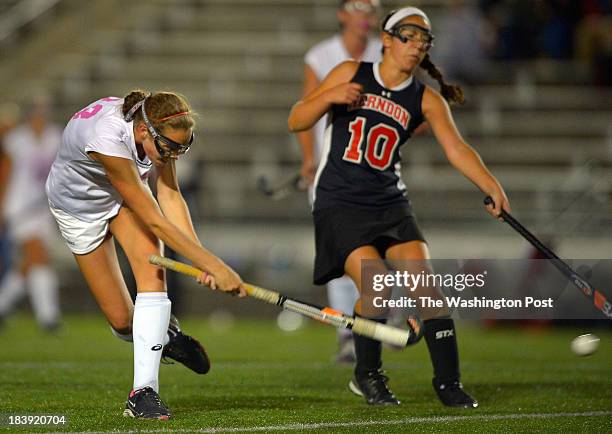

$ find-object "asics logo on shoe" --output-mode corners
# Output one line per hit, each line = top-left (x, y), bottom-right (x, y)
(151, 344), (163, 351)
(436, 329), (454, 339)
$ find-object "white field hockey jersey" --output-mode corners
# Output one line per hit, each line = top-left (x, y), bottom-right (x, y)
(304, 34), (382, 163)
(45, 97), (154, 223)
(3, 123), (61, 221)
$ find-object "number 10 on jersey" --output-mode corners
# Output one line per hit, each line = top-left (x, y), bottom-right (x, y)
(342, 116), (400, 171)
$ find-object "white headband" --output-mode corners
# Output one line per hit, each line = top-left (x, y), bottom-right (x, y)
(384, 7), (431, 31)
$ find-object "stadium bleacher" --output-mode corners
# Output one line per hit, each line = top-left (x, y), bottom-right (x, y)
(1, 1), (610, 306)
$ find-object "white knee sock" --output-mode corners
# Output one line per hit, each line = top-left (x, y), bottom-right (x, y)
(327, 276), (359, 341)
(27, 265), (60, 327)
(327, 275), (360, 314)
(132, 292), (171, 392)
(0, 270), (26, 316)
(111, 325), (170, 345)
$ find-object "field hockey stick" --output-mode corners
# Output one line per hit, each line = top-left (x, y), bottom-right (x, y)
(149, 255), (422, 347)
(257, 173), (306, 200)
(484, 196), (611, 319)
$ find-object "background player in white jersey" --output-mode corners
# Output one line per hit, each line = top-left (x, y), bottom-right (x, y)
(297, 0), (381, 364)
(0, 99), (61, 331)
(45, 90), (246, 420)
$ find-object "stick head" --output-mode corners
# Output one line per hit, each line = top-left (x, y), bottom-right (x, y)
(406, 315), (424, 345)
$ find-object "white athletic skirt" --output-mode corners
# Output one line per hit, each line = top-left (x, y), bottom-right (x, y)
(48, 201), (109, 255)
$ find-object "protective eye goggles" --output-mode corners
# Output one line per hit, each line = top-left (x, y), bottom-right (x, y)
(386, 23), (435, 51)
(139, 99), (193, 158)
(343, 1), (379, 15)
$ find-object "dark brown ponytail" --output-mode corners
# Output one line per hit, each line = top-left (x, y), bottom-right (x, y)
(420, 54), (465, 105)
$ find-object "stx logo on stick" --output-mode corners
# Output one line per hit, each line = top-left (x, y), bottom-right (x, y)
(573, 276), (592, 296)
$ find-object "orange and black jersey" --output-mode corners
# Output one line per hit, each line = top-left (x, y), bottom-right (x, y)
(312, 61), (426, 212)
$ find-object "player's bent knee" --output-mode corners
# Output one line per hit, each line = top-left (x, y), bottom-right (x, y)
(110, 325), (133, 342)
(108, 315), (132, 334)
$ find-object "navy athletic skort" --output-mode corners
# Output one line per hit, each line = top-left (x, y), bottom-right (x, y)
(313, 203), (426, 285)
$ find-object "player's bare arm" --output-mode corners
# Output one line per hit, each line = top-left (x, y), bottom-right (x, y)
(153, 160), (218, 288)
(296, 65), (320, 184)
(91, 152), (244, 295)
(422, 85), (510, 217)
(288, 60), (362, 132)
(155, 160), (200, 244)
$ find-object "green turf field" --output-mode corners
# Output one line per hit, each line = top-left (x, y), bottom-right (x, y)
(0, 315), (610, 433)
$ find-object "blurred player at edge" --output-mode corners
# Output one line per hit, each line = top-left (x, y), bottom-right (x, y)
(0, 99), (61, 332)
(289, 7), (510, 407)
(0, 104), (20, 287)
(297, 0), (381, 364)
(45, 91), (246, 420)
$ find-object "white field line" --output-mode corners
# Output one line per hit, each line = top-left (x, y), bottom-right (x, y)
(44, 410), (612, 434)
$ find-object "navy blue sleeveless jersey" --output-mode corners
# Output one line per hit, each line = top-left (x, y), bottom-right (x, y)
(313, 62), (426, 212)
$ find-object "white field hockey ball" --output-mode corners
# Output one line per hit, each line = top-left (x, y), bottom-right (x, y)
(570, 334), (600, 356)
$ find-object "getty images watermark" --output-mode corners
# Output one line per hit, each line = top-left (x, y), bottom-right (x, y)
(359, 259), (611, 320)
(371, 269), (552, 310)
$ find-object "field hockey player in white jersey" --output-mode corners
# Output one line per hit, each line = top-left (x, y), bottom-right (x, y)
(45, 90), (246, 420)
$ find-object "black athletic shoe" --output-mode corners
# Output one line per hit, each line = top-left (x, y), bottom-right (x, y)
(162, 314), (210, 374)
(123, 387), (171, 420)
(433, 378), (478, 408)
(349, 370), (400, 406)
